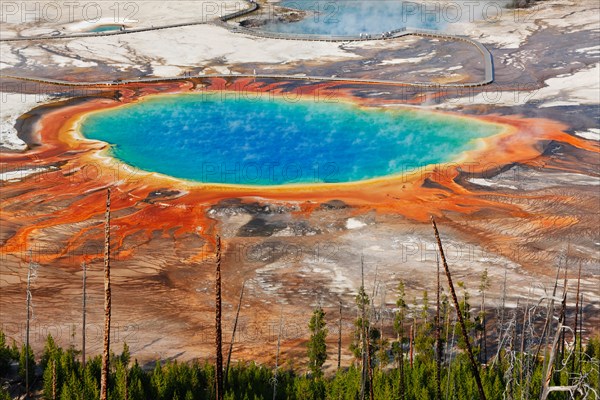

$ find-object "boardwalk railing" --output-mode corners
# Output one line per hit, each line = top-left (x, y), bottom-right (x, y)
(0, 0), (494, 87)
(0, 0), (259, 42)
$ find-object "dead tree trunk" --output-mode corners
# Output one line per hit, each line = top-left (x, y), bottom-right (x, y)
(499, 267), (507, 353)
(445, 314), (458, 400)
(481, 299), (486, 364)
(520, 289), (531, 387)
(409, 322), (414, 368)
(578, 294), (583, 376)
(25, 250), (33, 399)
(571, 262), (582, 377)
(360, 257), (367, 400)
(557, 262), (568, 369)
(435, 252), (442, 400)
(366, 321), (374, 400)
(479, 269), (489, 365)
(431, 216), (487, 400)
(215, 235), (224, 400)
(367, 272), (377, 400)
(397, 282), (406, 400)
(378, 285), (386, 371)
(510, 300), (520, 399)
(534, 263), (562, 363)
(225, 280), (245, 384)
(82, 261), (87, 370)
(100, 188), (112, 400)
(273, 307), (283, 400)
(399, 336), (405, 400)
(338, 301), (342, 370)
(540, 283), (568, 400)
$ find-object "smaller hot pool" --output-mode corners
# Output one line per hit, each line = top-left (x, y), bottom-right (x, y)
(88, 24), (124, 33)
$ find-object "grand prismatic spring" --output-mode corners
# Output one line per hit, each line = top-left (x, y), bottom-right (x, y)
(80, 94), (503, 185)
(0, 0), (599, 398)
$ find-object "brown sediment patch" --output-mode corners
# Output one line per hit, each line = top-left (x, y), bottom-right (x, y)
(0, 78), (597, 265)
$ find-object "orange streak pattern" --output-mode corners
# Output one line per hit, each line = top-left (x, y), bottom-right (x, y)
(1, 79), (597, 264)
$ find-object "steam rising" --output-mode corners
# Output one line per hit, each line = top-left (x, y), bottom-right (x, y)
(267, 0), (510, 35)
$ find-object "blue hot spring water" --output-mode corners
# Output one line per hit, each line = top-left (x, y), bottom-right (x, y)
(80, 93), (501, 186)
(88, 24), (123, 33)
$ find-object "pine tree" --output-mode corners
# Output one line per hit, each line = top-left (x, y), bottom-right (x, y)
(455, 281), (475, 351)
(10, 340), (19, 360)
(0, 331), (12, 377)
(8, 333), (599, 400)
(127, 360), (147, 400)
(115, 362), (129, 400)
(42, 335), (64, 399)
(115, 343), (131, 400)
(82, 356), (101, 400)
(421, 290), (429, 322)
(307, 306), (328, 378)
(41, 335), (54, 371)
(151, 361), (166, 399)
(120, 342), (131, 366)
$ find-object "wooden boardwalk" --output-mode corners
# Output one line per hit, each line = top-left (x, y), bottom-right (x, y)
(0, 0), (494, 87)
